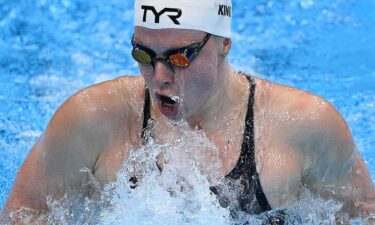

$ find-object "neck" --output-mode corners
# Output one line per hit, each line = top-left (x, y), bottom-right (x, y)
(186, 62), (249, 132)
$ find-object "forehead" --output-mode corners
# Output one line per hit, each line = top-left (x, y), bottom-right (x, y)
(134, 26), (207, 50)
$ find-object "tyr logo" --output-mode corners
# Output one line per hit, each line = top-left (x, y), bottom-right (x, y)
(218, 4), (231, 17)
(141, 5), (182, 25)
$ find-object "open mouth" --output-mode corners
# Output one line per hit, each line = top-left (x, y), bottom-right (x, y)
(155, 94), (180, 117)
(157, 94), (177, 106)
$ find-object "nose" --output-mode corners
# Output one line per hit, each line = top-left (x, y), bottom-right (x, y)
(153, 61), (175, 89)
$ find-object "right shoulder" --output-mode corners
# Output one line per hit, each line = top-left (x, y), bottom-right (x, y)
(40, 75), (147, 179)
(40, 75), (147, 173)
(64, 75), (145, 116)
(2, 76), (147, 215)
(59, 75), (146, 122)
(47, 75), (146, 150)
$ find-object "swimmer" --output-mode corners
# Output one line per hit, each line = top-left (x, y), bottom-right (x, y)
(2, 0), (374, 224)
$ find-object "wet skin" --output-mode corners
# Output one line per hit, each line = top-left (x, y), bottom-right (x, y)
(2, 28), (375, 223)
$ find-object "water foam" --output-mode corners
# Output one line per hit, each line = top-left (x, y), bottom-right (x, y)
(100, 122), (230, 225)
(1, 122), (369, 225)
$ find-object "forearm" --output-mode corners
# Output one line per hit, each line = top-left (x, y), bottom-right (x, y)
(349, 198), (375, 221)
(1, 188), (50, 225)
(1, 207), (47, 225)
(346, 158), (375, 219)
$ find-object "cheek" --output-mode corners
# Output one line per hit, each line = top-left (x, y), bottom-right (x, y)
(181, 56), (218, 101)
(186, 52), (218, 90)
(139, 64), (153, 84)
(181, 70), (215, 116)
(184, 72), (214, 92)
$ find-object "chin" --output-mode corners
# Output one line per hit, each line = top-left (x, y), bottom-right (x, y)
(165, 113), (184, 122)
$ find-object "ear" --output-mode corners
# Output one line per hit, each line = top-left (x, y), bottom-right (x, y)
(221, 38), (232, 56)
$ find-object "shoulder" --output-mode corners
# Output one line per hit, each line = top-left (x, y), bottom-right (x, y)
(254, 77), (334, 116)
(252, 77), (375, 212)
(3, 76), (147, 214)
(256, 78), (355, 182)
(59, 75), (145, 120)
(255, 77), (351, 139)
(50, 75), (145, 133)
(42, 75), (146, 170)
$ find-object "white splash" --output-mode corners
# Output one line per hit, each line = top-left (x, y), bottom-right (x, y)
(100, 122), (230, 225)
(2, 122), (368, 225)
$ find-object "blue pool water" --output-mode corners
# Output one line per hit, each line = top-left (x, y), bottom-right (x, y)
(0, 0), (374, 223)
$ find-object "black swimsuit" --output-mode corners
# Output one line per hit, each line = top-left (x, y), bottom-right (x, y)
(140, 75), (285, 225)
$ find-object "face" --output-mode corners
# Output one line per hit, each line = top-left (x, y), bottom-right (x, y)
(134, 27), (224, 121)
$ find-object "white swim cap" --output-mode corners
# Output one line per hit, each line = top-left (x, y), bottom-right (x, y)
(134, 0), (232, 38)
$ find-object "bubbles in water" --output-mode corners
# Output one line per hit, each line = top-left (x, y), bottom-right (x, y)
(300, 0), (314, 9)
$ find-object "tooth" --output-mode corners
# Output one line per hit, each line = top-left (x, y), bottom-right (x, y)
(171, 96), (180, 102)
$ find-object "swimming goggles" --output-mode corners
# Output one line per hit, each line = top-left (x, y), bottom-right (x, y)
(131, 33), (211, 67)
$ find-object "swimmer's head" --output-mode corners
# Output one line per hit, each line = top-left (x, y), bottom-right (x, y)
(132, 0), (233, 122)
(134, 0), (232, 38)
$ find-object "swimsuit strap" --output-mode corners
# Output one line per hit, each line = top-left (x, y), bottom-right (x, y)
(227, 74), (272, 212)
(141, 86), (152, 145)
(226, 75), (255, 176)
(243, 75), (272, 212)
(247, 75), (272, 212)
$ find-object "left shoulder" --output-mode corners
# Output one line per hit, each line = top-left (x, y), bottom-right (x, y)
(293, 90), (356, 183)
(257, 78), (355, 182)
(256, 78), (353, 138)
(254, 78), (375, 215)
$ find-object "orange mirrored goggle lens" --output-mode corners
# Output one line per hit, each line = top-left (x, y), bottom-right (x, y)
(169, 53), (190, 67)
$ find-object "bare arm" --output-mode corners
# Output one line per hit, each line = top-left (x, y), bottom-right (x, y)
(1, 98), (104, 223)
(255, 81), (374, 223)
(303, 98), (375, 219)
(0, 77), (136, 223)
